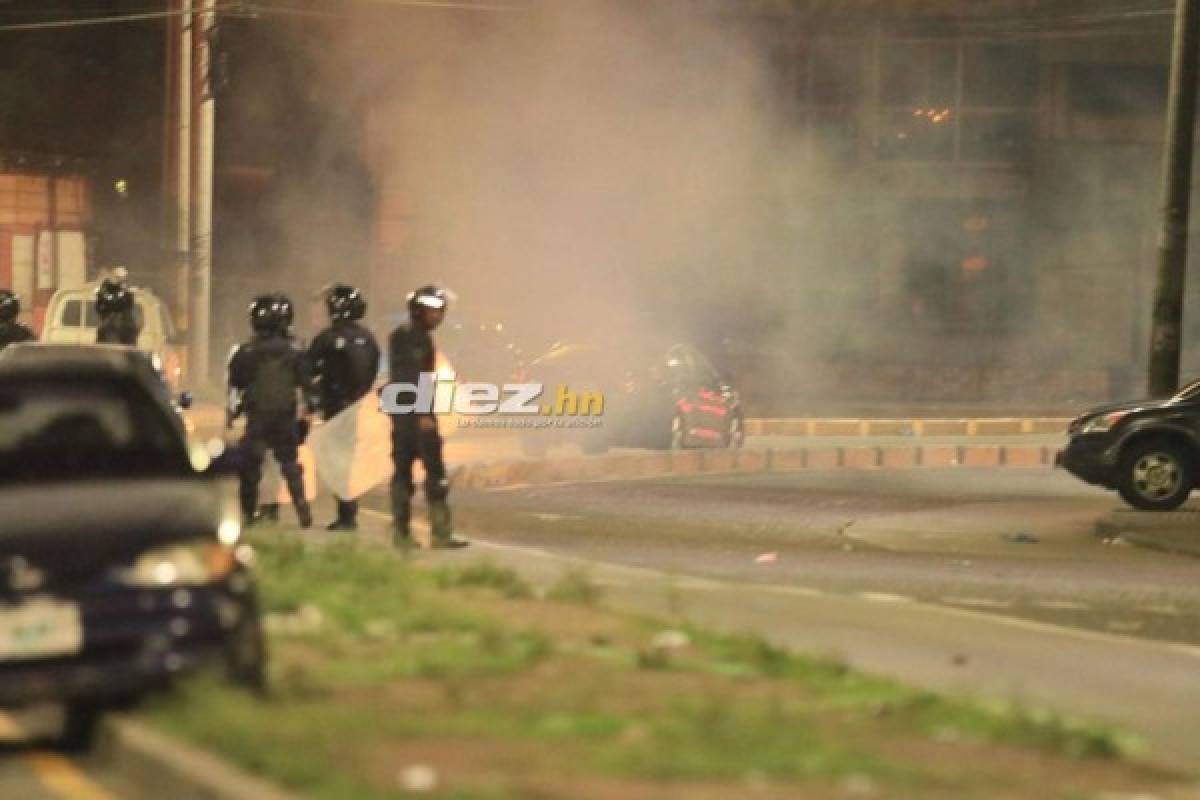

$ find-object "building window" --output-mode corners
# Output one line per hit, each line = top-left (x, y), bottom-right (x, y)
(879, 40), (1036, 164)
(1069, 64), (1167, 117)
(770, 36), (862, 161)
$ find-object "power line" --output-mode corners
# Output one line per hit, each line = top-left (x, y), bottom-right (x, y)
(0, 6), (238, 33)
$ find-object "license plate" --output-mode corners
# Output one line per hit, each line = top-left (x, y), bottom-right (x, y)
(0, 598), (83, 661)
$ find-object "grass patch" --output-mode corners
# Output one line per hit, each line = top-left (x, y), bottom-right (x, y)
(141, 535), (1176, 799)
(545, 568), (603, 605)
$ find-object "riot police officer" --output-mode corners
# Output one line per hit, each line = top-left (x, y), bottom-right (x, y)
(389, 285), (466, 548)
(95, 274), (141, 346)
(309, 283), (381, 531)
(0, 290), (35, 352)
(227, 293), (314, 528)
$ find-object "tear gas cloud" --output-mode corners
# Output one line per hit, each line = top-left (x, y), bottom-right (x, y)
(242, 1), (1174, 411)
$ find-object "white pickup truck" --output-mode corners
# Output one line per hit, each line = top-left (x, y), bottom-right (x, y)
(41, 284), (186, 389)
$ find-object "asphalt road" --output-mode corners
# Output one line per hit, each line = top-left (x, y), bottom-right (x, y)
(435, 468), (1200, 645)
(0, 710), (130, 799)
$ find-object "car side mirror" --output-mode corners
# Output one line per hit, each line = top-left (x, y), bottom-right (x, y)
(177, 391), (194, 410)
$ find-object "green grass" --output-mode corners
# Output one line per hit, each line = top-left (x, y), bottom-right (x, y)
(141, 535), (1170, 799)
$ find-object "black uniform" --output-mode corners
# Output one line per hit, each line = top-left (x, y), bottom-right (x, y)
(227, 333), (314, 525)
(388, 320), (448, 529)
(96, 309), (140, 346)
(309, 320), (381, 524)
(0, 321), (35, 352)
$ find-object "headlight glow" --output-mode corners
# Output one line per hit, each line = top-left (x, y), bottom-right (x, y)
(114, 541), (237, 587)
(1080, 411), (1129, 434)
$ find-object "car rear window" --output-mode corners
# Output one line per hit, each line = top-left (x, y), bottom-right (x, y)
(0, 377), (190, 484)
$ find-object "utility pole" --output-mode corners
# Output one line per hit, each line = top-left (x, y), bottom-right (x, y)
(176, 0), (192, 336)
(1148, 0), (1200, 397)
(190, 0), (216, 386)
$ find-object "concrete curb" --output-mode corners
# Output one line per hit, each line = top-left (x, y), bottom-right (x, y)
(745, 417), (1071, 437)
(1096, 510), (1200, 558)
(455, 444), (1057, 490)
(96, 715), (298, 800)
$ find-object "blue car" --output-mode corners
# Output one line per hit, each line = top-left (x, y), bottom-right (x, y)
(0, 344), (263, 749)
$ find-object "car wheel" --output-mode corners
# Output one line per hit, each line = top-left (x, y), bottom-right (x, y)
(1117, 439), (1194, 511)
(669, 414), (686, 450)
(57, 702), (102, 752)
(225, 613), (268, 694)
(725, 415), (744, 449)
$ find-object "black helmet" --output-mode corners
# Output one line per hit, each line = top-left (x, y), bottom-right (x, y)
(95, 278), (134, 315)
(0, 290), (17, 323)
(249, 293), (294, 335)
(326, 284), (366, 322)
(407, 284), (452, 315)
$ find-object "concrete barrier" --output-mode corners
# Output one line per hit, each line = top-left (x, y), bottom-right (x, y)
(450, 441), (1052, 490)
(749, 416), (1071, 437)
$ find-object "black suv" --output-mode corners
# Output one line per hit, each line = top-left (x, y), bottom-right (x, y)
(1057, 378), (1200, 510)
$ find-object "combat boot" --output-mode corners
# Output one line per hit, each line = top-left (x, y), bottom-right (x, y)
(391, 485), (414, 550)
(429, 501), (468, 549)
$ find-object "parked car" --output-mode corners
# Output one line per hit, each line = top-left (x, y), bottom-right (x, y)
(42, 284), (186, 389)
(0, 345), (262, 749)
(518, 341), (744, 456)
(1056, 378), (1200, 510)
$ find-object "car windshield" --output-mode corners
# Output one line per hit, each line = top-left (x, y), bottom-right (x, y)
(0, 376), (189, 484)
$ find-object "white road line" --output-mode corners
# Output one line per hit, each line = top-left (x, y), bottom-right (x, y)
(941, 596), (1013, 609)
(1143, 605), (1182, 616)
(1033, 600), (1091, 611)
(857, 592), (915, 605)
(761, 585), (826, 599)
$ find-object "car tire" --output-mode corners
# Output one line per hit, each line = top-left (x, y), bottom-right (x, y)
(1117, 438), (1194, 511)
(725, 415), (744, 449)
(57, 702), (102, 752)
(225, 612), (268, 695)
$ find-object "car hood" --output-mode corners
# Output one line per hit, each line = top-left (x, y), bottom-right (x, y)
(1077, 399), (1162, 418)
(0, 478), (231, 580)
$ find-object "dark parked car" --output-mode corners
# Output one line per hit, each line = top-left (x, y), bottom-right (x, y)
(518, 341), (744, 456)
(0, 344), (263, 748)
(1057, 378), (1200, 510)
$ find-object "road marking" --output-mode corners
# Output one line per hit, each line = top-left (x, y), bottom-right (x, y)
(1033, 599), (1091, 611)
(762, 585), (825, 598)
(1143, 605), (1182, 616)
(941, 596), (1012, 609)
(0, 711), (22, 741)
(857, 592), (914, 605)
(0, 713), (118, 800)
(22, 752), (118, 800)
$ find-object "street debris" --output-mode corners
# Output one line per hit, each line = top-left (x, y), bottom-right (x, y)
(397, 764), (439, 793)
(1003, 532), (1040, 544)
(755, 552), (778, 564)
(263, 603), (324, 636)
(650, 629), (691, 652)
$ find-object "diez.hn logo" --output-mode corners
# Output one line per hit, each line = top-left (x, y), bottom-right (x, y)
(380, 372), (604, 417)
